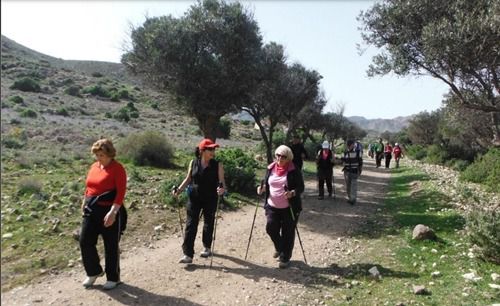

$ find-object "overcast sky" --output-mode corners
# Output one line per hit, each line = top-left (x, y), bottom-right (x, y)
(1, 0), (449, 119)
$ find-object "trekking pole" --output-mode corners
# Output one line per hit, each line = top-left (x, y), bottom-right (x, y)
(172, 185), (184, 239)
(245, 180), (264, 260)
(210, 182), (224, 269)
(284, 185), (308, 265)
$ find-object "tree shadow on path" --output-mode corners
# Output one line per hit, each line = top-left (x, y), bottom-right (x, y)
(181, 253), (418, 289)
(102, 283), (202, 306)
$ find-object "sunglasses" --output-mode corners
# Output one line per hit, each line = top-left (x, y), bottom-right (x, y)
(204, 147), (215, 151)
(275, 153), (287, 159)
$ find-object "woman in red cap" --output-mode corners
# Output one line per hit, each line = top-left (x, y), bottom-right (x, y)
(173, 138), (225, 264)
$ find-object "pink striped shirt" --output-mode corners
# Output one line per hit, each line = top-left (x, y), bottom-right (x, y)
(267, 169), (289, 209)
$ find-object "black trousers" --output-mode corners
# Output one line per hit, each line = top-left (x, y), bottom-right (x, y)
(375, 152), (384, 167)
(80, 205), (121, 282)
(265, 205), (299, 263)
(317, 168), (333, 197)
(182, 197), (217, 257)
(385, 153), (392, 168)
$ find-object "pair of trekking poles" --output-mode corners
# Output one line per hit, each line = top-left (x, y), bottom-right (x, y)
(172, 183), (223, 269)
(244, 181), (307, 265)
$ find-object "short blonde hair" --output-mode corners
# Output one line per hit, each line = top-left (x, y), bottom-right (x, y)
(91, 138), (116, 158)
(275, 145), (293, 161)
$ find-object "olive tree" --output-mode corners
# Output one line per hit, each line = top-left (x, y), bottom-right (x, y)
(122, 0), (262, 140)
(359, 0), (500, 145)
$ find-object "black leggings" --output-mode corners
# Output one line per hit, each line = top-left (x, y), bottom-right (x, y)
(182, 197), (217, 257)
(265, 205), (299, 262)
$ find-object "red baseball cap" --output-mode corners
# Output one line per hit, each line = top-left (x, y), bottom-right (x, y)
(198, 138), (220, 150)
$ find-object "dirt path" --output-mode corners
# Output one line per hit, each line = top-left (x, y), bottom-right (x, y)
(1, 159), (390, 306)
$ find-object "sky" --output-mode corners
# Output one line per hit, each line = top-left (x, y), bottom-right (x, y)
(1, 0), (450, 119)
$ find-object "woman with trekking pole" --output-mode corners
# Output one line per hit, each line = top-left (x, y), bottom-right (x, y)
(257, 145), (305, 268)
(172, 138), (225, 264)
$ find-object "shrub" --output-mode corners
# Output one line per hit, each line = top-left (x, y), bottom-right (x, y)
(460, 148), (500, 192)
(91, 72), (103, 77)
(19, 108), (37, 118)
(217, 118), (231, 139)
(17, 177), (42, 195)
(55, 108), (69, 117)
(216, 148), (258, 194)
(425, 144), (447, 164)
(82, 85), (111, 98)
(10, 77), (41, 92)
(406, 144), (427, 160)
(9, 95), (24, 104)
(113, 108), (130, 122)
(119, 131), (174, 168)
(160, 177), (187, 208)
(64, 85), (81, 97)
(466, 208), (500, 264)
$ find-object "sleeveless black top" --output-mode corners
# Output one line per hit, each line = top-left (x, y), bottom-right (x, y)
(191, 158), (219, 200)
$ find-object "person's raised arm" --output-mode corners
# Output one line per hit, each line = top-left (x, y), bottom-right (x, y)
(172, 160), (193, 197)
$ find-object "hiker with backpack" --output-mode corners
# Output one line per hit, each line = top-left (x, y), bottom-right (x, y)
(316, 140), (334, 200)
(341, 139), (363, 205)
(384, 141), (393, 169)
(80, 138), (127, 290)
(172, 138), (226, 264)
(373, 138), (384, 168)
(393, 143), (404, 168)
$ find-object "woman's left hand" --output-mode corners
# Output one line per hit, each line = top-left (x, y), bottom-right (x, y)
(103, 211), (116, 227)
(217, 186), (225, 196)
(285, 190), (295, 199)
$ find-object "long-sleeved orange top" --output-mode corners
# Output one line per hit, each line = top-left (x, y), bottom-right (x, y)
(85, 160), (127, 206)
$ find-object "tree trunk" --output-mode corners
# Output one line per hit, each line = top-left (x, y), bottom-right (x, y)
(491, 112), (500, 146)
(199, 115), (219, 141)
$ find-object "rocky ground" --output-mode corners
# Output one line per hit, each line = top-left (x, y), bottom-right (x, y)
(1, 159), (391, 306)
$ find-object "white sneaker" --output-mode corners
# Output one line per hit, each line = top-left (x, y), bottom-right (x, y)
(200, 248), (212, 258)
(82, 272), (104, 288)
(178, 255), (193, 263)
(103, 281), (118, 290)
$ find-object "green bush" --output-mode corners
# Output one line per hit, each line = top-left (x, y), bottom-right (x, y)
(91, 72), (103, 77)
(160, 177), (187, 208)
(19, 108), (37, 118)
(82, 85), (111, 98)
(119, 131), (174, 168)
(64, 85), (81, 97)
(425, 144), (447, 164)
(55, 108), (69, 117)
(10, 77), (41, 92)
(216, 148), (258, 194)
(466, 208), (500, 264)
(9, 95), (24, 104)
(113, 108), (130, 122)
(406, 144), (427, 160)
(217, 118), (231, 139)
(460, 148), (500, 192)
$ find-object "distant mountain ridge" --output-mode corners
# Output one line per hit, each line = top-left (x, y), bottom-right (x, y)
(347, 115), (412, 133)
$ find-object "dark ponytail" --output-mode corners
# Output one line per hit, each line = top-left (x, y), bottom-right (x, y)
(195, 147), (201, 159)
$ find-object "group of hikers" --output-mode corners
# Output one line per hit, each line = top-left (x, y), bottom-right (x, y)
(79, 136), (402, 290)
(368, 138), (404, 169)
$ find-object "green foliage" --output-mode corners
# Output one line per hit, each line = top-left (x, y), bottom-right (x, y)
(10, 77), (41, 92)
(424, 144), (447, 165)
(19, 108), (37, 118)
(9, 95), (24, 104)
(119, 131), (174, 168)
(216, 148), (258, 194)
(82, 85), (111, 98)
(466, 209), (500, 264)
(160, 177), (187, 208)
(64, 85), (81, 97)
(112, 102), (139, 122)
(17, 177), (42, 195)
(460, 148), (500, 192)
(91, 72), (103, 77)
(405, 144), (427, 160)
(217, 118), (231, 139)
(55, 108), (69, 117)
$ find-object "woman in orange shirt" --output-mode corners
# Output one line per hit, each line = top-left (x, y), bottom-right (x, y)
(80, 138), (127, 290)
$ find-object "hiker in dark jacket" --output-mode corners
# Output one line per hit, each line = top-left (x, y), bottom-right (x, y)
(384, 142), (393, 169)
(257, 145), (304, 269)
(316, 140), (334, 200)
(290, 135), (308, 171)
(173, 138), (226, 264)
(373, 138), (384, 168)
(341, 139), (363, 205)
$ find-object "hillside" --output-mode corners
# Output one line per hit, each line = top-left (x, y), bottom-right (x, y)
(347, 115), (412, 133)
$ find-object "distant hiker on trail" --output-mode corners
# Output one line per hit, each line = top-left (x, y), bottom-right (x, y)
(374, 138), (384, 168)
(368, 143), (374, 158)
(172, 138), (225, 264)
(290, 135), (308, 171)
(316, 140), (334, 200)
(257, 145), (304, 269)
(393, 143), (404, 168)
(341, 139), (363, 205)
(384, 141), (393, 169)
(80, 138), (127, 290)
(355, 139), (363, 156)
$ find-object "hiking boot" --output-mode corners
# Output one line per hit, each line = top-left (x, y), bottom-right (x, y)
(82, 271), (104, 288)
(273, 251), (280, 259)
(200, 247), (212, 258)
(318, 195), (324, 200)
(102, 281), (119, 290)
(278, 261), (290, 269)
(328, 193), (332, 198)
(178, 255), (193, 264)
